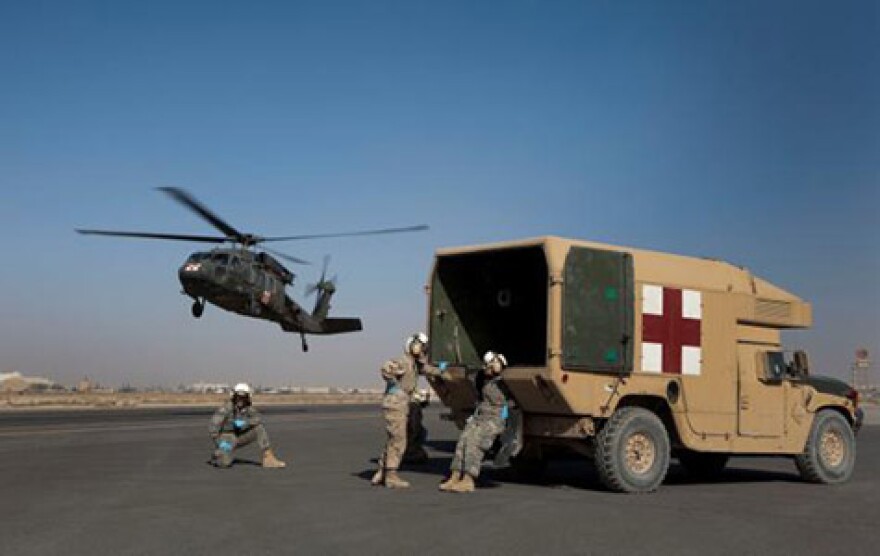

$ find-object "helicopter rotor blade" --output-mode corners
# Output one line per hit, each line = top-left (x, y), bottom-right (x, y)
(157, 187), (247, 243)
(260, 224), (429, 243)
(320, 255), (331, 281)
(76, 229), (228, 243)
(262, 246), (311, 266)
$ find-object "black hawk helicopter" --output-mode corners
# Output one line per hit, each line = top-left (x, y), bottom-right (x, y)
(77, 187), (428, 352)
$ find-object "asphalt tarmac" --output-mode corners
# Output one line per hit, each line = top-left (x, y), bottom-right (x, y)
(0, 405), (876, 556)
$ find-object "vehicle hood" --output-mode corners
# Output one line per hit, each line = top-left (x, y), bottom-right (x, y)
(804, 375), (852, 397)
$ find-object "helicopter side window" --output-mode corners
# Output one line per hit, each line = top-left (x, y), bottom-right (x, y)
(254, 268), (265, 289)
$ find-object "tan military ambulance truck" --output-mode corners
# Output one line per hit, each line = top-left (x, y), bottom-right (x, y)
(424, 237), (862, 493)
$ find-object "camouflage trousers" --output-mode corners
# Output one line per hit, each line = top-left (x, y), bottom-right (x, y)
(450, 418), (504, 478)
(378, 401), (408, 471)
(404, 402), (428, 461)
(213, 425), (272, 468)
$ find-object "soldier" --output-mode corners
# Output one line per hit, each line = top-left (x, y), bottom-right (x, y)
(439, 351), (511, 493)
(371, 360), (412, 488)
(401, 332), (432, 463)
(209, 383), (287, 469)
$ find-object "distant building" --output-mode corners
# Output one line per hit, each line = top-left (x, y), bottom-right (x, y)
(77, 377), (95, 393)
(301, 386), (331, 394)
(188, 382), (231, 394)
(1, 371), (61, 393)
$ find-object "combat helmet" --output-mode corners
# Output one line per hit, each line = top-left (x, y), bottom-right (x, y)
(405, 332), (428, 356)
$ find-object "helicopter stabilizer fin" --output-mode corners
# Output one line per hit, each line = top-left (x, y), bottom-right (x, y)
(319, 318), (363, 334)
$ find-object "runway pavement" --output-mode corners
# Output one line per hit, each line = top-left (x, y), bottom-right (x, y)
(0, 404), (877, 556)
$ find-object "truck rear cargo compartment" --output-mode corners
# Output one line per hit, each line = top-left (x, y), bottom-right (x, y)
(429, 246), (548, 368)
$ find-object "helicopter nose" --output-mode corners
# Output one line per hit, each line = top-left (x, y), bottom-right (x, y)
(179, 261), (211, 285)
(180, 261), (205, 278)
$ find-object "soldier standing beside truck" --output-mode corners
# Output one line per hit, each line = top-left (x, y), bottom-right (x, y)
(371, 360), (412, 488)
(402, 332), (432, 463)
(372, 333), (444, 488)
(439, 351), (511, 493)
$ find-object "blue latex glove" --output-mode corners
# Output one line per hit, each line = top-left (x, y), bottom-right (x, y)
(438, 361), (448, 372)
(233, 418), (247, 429)
(501, 405), (509, 420)
(218, 440), (234, 452)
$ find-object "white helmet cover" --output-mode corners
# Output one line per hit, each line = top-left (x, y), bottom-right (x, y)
(405, 332), (429, 354)
(483, 351), (508, 368)
(233, 382), (252, 396)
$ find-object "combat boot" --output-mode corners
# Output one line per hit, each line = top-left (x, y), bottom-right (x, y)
(211, 451), (233, 468)
(449, 473), (475, 493)
(383, 470), (411, 489)
(438, 472), (461, 492)
(370, 468), (385, 486)
(262, 449), (287, 469)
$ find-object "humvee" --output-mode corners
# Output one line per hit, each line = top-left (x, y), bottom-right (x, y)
(424, 237), (862, 493)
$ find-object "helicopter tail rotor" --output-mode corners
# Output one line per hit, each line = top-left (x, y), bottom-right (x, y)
(306, 255), (336, 297)
(307, 256), (339, 320)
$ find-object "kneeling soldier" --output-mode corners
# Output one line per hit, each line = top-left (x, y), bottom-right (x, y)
(209, 383), (286, 469)
(440, 351), (510, 493)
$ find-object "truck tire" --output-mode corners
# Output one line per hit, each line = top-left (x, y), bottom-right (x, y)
(595, 407), (670, 493)
(795, 409), (856, 484)
(678, 451), (729, 480)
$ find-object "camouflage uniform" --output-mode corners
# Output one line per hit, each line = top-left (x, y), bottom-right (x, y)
(400, 355), (429, 462)
(209, 401), (272, 467)
(450, 375), (509, 479)
(377, 360), (410, 473)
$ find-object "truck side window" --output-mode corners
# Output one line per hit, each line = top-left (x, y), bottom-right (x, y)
(765, 352), (786, 382)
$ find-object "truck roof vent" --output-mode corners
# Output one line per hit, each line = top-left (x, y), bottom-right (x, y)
(755, 299), (792, 320)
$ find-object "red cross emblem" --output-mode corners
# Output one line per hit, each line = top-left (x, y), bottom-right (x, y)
(641, 285), (702, 375)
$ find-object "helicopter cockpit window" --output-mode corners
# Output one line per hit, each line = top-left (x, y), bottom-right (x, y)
(212, 254), (229, 278)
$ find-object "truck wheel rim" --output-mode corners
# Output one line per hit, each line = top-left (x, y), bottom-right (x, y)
(820, 429), (845, 468)
(625, 432), (656, 475)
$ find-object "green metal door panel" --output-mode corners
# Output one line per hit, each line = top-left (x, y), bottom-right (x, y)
(563, 247), (634, 373)
(428, 270), (480, 368)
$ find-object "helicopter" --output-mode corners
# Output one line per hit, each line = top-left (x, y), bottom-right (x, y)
(77, 187), (428, 351)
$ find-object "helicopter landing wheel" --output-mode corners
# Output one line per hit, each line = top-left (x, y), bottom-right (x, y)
(192, 300), (205, 318)
(300, 333), (309, 352)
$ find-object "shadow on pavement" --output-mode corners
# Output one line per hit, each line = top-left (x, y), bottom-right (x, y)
(354, 456), (805, 491)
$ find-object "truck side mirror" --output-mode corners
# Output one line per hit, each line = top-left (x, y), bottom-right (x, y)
(792, 350), (810, 377)
(764, 352), (786, 382)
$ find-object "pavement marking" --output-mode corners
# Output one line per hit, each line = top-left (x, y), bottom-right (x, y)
(0, 411), (377, 438)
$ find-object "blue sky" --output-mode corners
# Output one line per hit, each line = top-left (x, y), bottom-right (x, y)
(1, 0), (877, 387)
